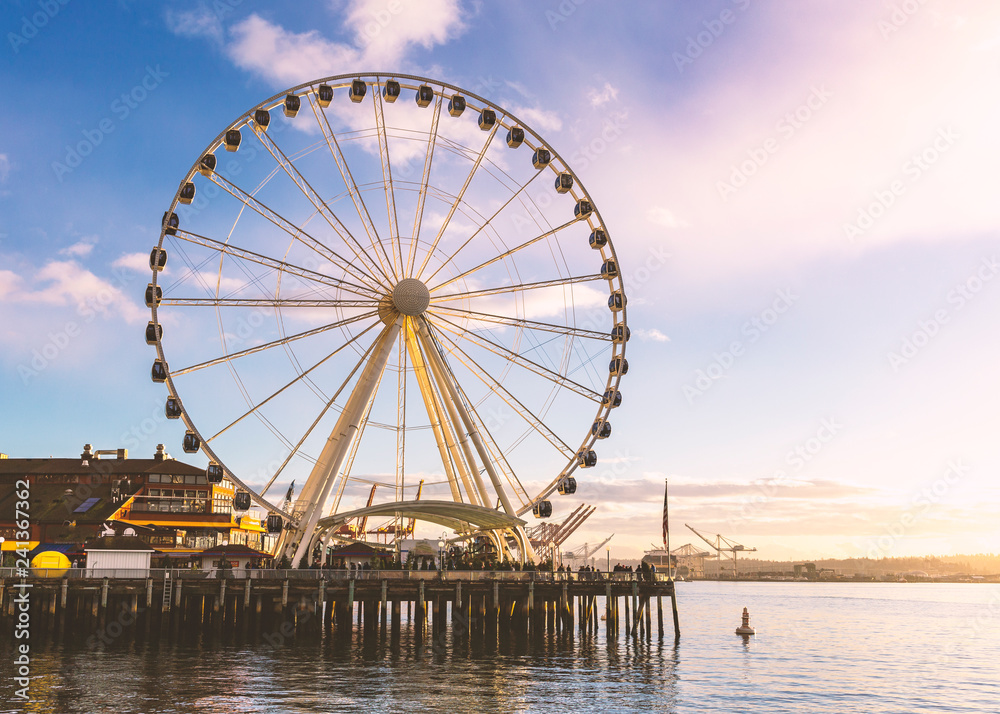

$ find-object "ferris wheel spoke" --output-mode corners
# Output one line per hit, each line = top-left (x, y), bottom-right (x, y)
(171, 310), (379, 377)
(172, 229), (380, 300)
(422, 168), (546, 285)
(258, 325), (390, 498)
(372, 86), (402, 280)
(429, 218), (580, 294)
(429, 324), (576, 460)
(204, 171), (385, 293)
(407, 92), (443, 277)
(249, 122), (395, 286)
(160, 297), (377, 309)
(414, 119), (502, 280)
(306, 92), (397, 285)
(431, 313), (601, 403)
(396, 336), (406, 503)
(430, 273), (604, 303)
(206, 320), (383, 442)
(428, 304), (608, 340)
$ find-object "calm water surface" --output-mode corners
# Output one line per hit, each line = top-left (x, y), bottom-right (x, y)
(2, 582), (998, 713)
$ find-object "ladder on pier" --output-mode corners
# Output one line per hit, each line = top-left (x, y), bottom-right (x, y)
(162, 573), (173, 610)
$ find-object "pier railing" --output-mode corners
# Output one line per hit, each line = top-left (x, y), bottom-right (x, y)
(0, 567), (673, 583)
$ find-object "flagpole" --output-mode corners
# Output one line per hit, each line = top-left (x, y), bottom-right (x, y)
(664, 478), (671, 581)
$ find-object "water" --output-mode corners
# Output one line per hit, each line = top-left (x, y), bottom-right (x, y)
(2, 582), (998, 713)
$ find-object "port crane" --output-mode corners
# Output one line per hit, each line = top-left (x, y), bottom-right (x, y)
(685, 524), (756, 577)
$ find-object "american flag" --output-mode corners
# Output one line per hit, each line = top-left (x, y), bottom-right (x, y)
(662, 479), (669, 544)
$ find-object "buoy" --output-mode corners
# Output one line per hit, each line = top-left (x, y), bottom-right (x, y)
(735, 606), (755, 635)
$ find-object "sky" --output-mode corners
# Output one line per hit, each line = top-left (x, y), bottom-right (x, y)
(1, 0), (999, 561)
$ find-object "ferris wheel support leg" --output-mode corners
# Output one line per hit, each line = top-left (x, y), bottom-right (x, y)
(287, 318), (403, 565)
(416, 318), (518, 518)
(404, 323), (467, 505)
(414, 322), (492, 508)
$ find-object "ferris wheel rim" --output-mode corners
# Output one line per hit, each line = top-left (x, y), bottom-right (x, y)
(147, 71), (629, 528)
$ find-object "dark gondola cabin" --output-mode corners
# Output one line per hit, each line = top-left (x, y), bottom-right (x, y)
(178, 182), (196, 205)
(317, 84), (333, 107)
(224, 129), (242, 152)
(602, 388), (622, 408)
(382, 80), (400, 102)
(608, 290), (626, 311)
(612, 323), (630, 343)
(532, 148), (551, 169)
(558, 477), (577, 495)
(199, 154), (216, 176)
(253, 109), (270, 130)
(601, 259), (618, 279)
(149, 247), (167, 271)
(144, 283), (162, 307)
(151, 359), (167, 383)
(165, 397), (182, 419)
(609, 356), (628, 376)
(266, 514), (284, 533)
(574, 199), (593, 219)
(415, 84), (434, 107)
(533, 500), (552, 518)
(589, 229), (608, 250)
(478, 108), (496, 130)
(145, 321), (161, 345)
(448, 95), (466, 117)
(349, 79), (367, 102)
(206, 462), (224, 483)
(506, 127), (524, 148)
(161, 211), (179, 236)
(233, 491), (251, 511)
(592, 419), (612, 439)
(283, 94), (300, 117)
(182, 431), (200, 453)
(555, 172), (573, 193)
(577, 449), (597, 468)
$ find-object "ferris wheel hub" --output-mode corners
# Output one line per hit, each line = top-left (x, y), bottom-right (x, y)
(392, 278), (431, 316)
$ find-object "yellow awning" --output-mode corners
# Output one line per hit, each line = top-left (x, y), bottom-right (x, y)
(2, 540), (39, 551)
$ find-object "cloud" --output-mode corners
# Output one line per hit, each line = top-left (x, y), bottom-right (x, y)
(165, 6), (224, 42)
(223, 1), (465, 88)
(511, 105), (563, 133)
(112, 252), (152, 273)
(0, 154), (9, 183)
(0, 258), (144, 324)
(59, 238), (97, 258)
(587, 82), (619, 108)
(635, 328), (669, 342)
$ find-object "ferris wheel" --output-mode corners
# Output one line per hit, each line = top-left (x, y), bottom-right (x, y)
(145, 73), (628, 563)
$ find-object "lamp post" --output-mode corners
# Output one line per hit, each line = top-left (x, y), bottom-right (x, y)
(606, 546), (611, 575)
(437, 538), (445, 572)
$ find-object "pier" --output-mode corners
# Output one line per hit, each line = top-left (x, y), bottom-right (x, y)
(1, 569), (679, 646)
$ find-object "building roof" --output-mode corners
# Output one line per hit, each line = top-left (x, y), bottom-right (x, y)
(0, 457), (204, 478)
(0, 482), (139, 527)
(85, 535), (155, 551)
(329, 542), (392, 558)
(200, 544), (270, 557)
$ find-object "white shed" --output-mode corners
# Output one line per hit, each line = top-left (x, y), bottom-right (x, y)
(85, 536), (155, 577)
